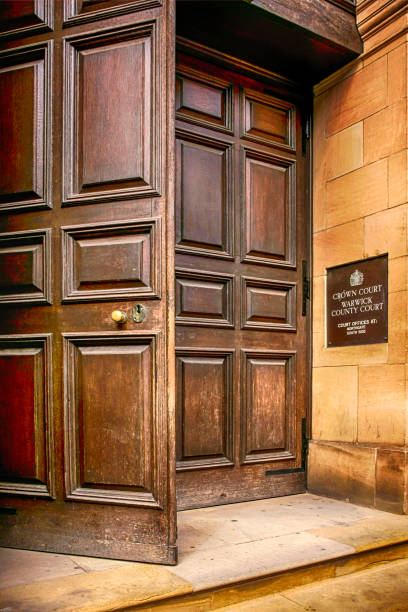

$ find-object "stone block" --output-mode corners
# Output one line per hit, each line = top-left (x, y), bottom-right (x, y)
(325, 122), (363, 181)
(364, 204), (407, 260)
(308, 441), (376, 507)
(364, 100), (406, 165)
(313, 330), (388, 368)
(314, 219), (364, 277)
(326, 159), (387, 227)
(325, 57), (387, 136)
(387, 43), (407, 105)
(388, 256), (407, 293)
(312, 275), (325, 334)
(375, 449), (407, 514)
(387, 291), (407, 364)
(358, 364), (406, 445)
(312, 366), (358, 442)
(389, 149), (408, 209)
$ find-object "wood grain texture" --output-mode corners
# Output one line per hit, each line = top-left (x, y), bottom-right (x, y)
(176, 65), (233, 133)
(241, 276), (296, 331)
(242, 148), (296, 268)
(241, 88), (296, 151)
(0, 43), (52, 212)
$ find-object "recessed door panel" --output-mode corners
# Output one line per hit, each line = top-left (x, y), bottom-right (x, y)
(242, 277), (296, 331)
(64, 24), (158, 204)
(63, 0), (161, 26)
(176, 350), (234, 470)
(64, 333), (161, 507)
(243, 149), (295, 268)
(0, 43), (52, 212)
(176, 135), (233, 258)
(62, 219), (160, 301)
(0, 229), (52, 305)
(241, 351), (296, 464)
(176, 269), (234, 327)
(176, 68), (232, 132)
(0, 0), (52, 39)
(0, 335), (53, 498)
(241, 89), (295, 150)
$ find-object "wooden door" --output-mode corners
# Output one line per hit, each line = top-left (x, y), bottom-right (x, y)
(0, 0), (177, 564)
(175, 44), (310, 510)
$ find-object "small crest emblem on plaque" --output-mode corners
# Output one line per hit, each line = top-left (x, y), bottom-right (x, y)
(350, 269), (364, 286)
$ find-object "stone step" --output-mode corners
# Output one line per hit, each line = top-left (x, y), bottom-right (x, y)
(1, 495), (408, 611)
(216, 557), (408, 611)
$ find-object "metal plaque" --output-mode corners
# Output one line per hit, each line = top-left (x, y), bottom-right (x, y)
(326, 255), (388, 347)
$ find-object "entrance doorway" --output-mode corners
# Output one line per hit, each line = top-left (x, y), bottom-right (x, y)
(174, 43), (310, 510)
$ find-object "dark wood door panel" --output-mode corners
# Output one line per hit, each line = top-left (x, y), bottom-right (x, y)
(63, 0), (162, 27)
(64, 332), (163, 508)
(175, 133), (233, 259)
(176, 65), (233, 133)
(241, 350), (296, 465)
(175, 268), (234, 328)
(176, 349), (234, 471)
(0, 228), (52, 305)
(61, 218), (161, 302)
(177, 464), (306, 510)
(0, 43), (52, 212)
(0, 0), (53, 40)
(242, 148), (296, 268)
(175, 48), (309, 509)
(64, 23), (159, 205)
(240, 88), (296, 151)
(0, 334), (54, 499)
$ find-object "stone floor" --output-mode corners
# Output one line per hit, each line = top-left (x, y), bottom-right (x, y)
(1, 493), (408, 610)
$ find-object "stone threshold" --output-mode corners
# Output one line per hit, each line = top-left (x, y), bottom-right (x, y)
(1, 494), (408, 611)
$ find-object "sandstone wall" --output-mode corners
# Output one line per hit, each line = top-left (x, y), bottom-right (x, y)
(309, 0), (408, 513)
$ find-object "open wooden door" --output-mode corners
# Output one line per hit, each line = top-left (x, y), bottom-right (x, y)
(174, 42), (310, 510)
(0, 0), (177, 564)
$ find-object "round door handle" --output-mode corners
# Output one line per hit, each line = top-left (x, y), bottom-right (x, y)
(111, 310), (127, 323)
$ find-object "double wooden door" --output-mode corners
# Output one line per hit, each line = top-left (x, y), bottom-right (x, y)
(0, 0), (310, 564)
(175, 47), (310, 509)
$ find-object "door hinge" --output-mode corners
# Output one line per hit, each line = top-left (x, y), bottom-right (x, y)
(302, 260), (310, 316)
(302, 117), (311, 154)
(301, 417), (309, 470)
(305, 118), (311, 140)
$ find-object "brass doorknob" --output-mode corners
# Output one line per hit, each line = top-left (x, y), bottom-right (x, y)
(111, 310), (127, 323)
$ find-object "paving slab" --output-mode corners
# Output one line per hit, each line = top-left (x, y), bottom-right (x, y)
(0, 564), (193, 612)
(0, 548), (84, 589)
(309, 513), (408, 552)
(171, 531), (355, 590)
(177, 494), (382, 554)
